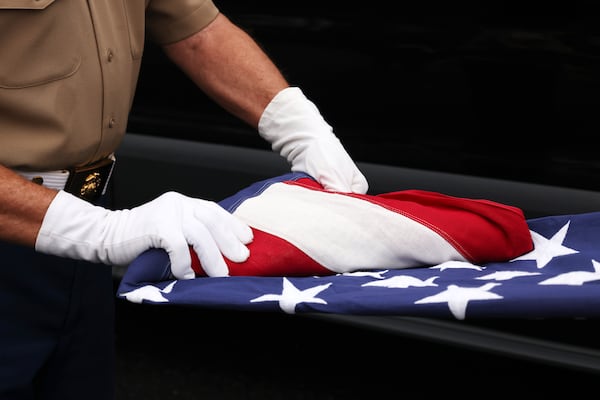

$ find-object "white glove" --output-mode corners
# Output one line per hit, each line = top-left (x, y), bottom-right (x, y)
(258, 87), (369, 194)
(35, 190), (253, 279)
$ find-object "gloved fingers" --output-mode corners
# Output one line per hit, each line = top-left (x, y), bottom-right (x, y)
(315, 168), (368, 194)
(191, 201), (252, 263)
(186, 224), (230, 277)
(350, 170), (369, 194)
(298, 138), (369, 194)
(149, 194), (251, 278)
(327, 140), (369, 194)
(162, 232), (197, 280)
(223, 211), (254, 245)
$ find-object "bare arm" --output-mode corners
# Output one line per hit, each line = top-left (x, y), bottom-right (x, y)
(0, 164), (57, 247)
(162, 12), (369, 194)
(162, 13), (289, 128)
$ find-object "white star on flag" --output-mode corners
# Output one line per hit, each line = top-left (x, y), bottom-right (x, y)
(362, 275), (438, 289)
(430, 260), (484, 271)
(120, 281), (176, 304)
(415, 283), (502, 320)
(250, 277), (332, 314)
(476, 270), (541, 281)
(539, 259), (600, 286)
(341, 270), (389, 279)
(512, 222), (578, 268)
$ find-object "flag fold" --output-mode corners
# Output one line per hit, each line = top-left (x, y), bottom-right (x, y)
(117, 173), (600, 319)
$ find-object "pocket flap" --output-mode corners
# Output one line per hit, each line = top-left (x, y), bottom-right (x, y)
(0, 0), (55, 9)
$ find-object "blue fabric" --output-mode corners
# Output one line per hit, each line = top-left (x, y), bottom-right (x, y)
(117, 174), (600, 320)
(218, 172), (310, 213)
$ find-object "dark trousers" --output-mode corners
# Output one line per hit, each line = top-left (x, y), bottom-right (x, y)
(0, 243), (115, 400)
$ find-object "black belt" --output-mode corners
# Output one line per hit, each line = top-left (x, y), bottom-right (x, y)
(64, 157), (115, 202)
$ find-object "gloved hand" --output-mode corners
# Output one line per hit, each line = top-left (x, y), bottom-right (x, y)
(258, 87), (369, 194)
(35, 190), (253, 279)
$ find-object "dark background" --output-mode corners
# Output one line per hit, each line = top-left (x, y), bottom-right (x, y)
(115, 300), (600, 399)
(129, 1), (600, 192)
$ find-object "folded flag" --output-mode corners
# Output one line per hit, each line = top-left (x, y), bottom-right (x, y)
(190, 172), (533, 277)
(115, 172), (600, 320)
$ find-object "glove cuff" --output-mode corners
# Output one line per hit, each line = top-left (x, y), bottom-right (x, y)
(258, 87), (334, 153)
(35, 190), (111, 263)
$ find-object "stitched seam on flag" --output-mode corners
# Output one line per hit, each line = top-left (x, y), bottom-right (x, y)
(228, 181), (273, 211)
(368, 202), (472, 261)
(228, 174), (309, 211)
(283, 180), (473, 260)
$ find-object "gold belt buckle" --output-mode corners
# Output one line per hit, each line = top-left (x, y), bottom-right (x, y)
(64, 157), (115, 202)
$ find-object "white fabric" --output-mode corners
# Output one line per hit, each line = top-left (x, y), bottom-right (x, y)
(35, 190), (253, 279)
(258, 87), (369, 194)
(233, 182), (465, 273)
(15, 169), (69, 190)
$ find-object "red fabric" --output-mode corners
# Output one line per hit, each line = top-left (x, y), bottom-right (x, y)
(190, 228), (331, 277)
(190, 177), (533, 277)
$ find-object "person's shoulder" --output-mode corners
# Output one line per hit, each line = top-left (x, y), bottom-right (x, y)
(145, 0), (219, 45)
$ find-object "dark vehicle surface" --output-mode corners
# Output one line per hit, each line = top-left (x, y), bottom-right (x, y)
(113, 2), (600, 398)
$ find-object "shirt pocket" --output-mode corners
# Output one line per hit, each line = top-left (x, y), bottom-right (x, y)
(0, 0), (81, 89)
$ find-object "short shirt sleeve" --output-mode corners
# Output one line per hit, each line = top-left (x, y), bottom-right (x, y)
(146, 0), (219, 45)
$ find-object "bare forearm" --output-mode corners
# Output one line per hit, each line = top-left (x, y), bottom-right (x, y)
(0, 165), (57, 247)
(162, 13), (289, 128)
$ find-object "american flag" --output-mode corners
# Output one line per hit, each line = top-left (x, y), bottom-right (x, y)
(117, 173), (600, 320)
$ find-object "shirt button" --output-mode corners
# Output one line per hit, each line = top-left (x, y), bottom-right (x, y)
(107, 49), (114, 62)
(109, 118), (116, 128)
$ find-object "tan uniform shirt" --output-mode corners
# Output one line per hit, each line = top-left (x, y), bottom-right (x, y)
(0, 0), (219, 171)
